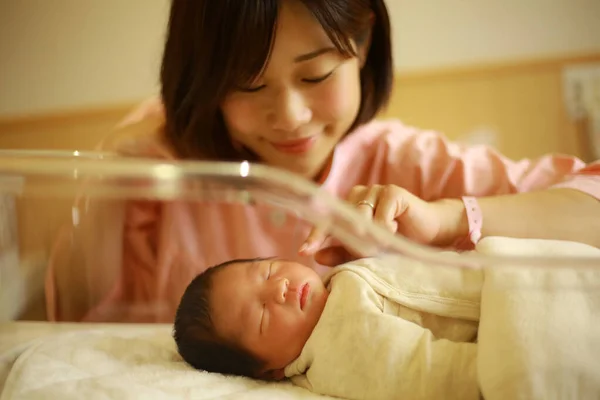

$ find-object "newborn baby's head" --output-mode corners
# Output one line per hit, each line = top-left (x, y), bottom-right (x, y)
(174, 258), (329, 380)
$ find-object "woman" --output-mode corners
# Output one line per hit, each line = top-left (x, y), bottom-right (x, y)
(47, 0), (599, 322)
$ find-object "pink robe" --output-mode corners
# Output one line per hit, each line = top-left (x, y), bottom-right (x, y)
(45, 98), (600, 322)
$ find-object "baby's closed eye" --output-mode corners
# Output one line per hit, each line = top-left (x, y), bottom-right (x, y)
(265, 262), (273, 280)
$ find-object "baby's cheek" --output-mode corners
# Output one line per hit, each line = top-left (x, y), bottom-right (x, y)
(275, 312), (301, 335)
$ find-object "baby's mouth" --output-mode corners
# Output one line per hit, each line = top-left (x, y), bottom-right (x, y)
(299, 283), (310, 310)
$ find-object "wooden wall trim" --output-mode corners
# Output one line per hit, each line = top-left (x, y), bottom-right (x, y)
(0, 102), (139, 129)
(397, 51), (600, 82)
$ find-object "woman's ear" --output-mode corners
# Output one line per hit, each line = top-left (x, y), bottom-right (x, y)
(258, 368), (286, 381)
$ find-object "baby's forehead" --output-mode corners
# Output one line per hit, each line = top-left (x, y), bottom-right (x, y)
(212, 258), (268, 286)
(235, 257), (281, 272)
(209, 260), (266, 336)
(213, 258), (260, 277)
(225, 257), (275, 269)
(226, 258), (269, 272)
(211, 257), (287, 293)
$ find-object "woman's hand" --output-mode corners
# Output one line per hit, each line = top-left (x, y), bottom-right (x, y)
(299, 184), (468, 266)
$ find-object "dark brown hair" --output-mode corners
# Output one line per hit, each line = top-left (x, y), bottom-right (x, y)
(173, 258), (266, 378)
(160, 0), (393, 160)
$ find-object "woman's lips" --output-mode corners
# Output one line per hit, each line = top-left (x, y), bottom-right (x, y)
(299, 283), (310, 310)
(270, 136), (316, 154)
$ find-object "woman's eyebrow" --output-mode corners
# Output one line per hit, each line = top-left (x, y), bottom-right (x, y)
(294, 47), (335, 63)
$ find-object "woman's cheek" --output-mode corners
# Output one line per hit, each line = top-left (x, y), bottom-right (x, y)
(313, 75), (360, 120)
(221, 97), (258, 134)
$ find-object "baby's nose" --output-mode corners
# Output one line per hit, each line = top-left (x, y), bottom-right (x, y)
(273, 278), (289, 304)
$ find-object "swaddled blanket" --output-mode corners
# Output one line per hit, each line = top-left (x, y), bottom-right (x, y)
(285, 237), (600, 400)
(476, 237), (600, 399)
(284, 253), (483, 400)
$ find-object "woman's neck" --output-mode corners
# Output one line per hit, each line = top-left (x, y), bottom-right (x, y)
(314, 154), (334, 184)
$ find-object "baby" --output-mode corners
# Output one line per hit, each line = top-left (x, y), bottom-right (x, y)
(173, 255), (483, 400)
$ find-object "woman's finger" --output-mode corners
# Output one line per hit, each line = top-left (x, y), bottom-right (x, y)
(300, 186), (366, 255)
(349, 185), (379, 220)
(299, 226), (328, 255)
(374, 185), (405, 232)
(314, 246), (355, 266)
(347, 185), (367, 203)
(301, 184), (380, 256)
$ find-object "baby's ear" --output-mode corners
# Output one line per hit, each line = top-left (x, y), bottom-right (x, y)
(258, 368), (285, 381)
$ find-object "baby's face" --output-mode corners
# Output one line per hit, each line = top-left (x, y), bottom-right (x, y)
(209, 259), (328, 375)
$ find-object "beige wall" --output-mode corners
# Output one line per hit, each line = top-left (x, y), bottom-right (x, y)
(382, 54), (600, 161)
(388, 0), (600, 71)
(1, 0), (600, 117)
(0, 0), (169, 117)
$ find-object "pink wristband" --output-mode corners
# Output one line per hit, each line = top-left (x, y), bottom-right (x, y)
(461, 196), (483, 246)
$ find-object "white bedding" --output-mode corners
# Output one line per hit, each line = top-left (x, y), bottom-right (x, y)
(2, 237), (600, 400)
(0, 323), (332, 400)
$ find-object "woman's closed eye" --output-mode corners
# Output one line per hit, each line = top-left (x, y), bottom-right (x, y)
(303, 69), (334, 84)
(238, 69), (336, 93)
(239, 84), (265, 93)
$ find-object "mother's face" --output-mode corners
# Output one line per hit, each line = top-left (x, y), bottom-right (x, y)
(220, 0), (366, 180)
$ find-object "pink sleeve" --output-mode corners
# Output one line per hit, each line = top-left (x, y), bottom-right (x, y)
(372, 122), (600, 201)
(550, 162), (600, 199)
(46, 99), (176, 322)
(114, 96), (164, 129)
(95, 96), (168, 155)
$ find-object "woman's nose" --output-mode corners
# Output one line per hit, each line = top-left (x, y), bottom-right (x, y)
(269, 89), (312, 132)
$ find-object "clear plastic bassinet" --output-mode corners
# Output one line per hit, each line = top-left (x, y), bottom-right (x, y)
(1, 149), (600, 398)
(0, 148), (599, 322)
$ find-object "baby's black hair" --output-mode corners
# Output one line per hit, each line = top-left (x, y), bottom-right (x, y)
(173, 258), (266, 378)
